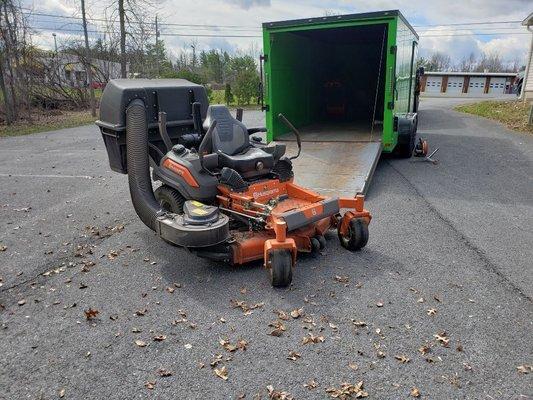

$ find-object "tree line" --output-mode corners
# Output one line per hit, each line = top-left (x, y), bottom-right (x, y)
(0, 0), (261, 125)
(417, 51), (523, 73)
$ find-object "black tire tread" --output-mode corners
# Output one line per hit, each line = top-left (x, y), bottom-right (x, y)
(269, 249), (293, 288)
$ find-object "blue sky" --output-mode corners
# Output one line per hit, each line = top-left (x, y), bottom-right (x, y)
(23, 0), (532, 67)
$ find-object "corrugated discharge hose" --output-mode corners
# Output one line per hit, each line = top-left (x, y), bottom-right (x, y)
(126, 99), (163, 232)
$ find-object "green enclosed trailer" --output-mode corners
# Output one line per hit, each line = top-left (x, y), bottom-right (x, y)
(261, 10), (420, 194)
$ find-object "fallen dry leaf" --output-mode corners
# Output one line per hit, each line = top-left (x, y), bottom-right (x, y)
(290, 308), (303, 319)
(410, 387), (421, 397)
(274, 309), (290, 320)
(268, 320), (286, 337)
(219, 338), (238, 352)
(0, 245), (7, 251)
(417, 297), (424, 303)
(434, 331), (450, 347)
(394, 355), (410, 364)
(287, 350), (301, 361)
(214, 366), (228, 381)
(84, 308), (99, 320)
(153, 335), (166, 342)
(304, 379), (318, 390)
(302, 333), (325, 344)
(517, 364), (532, 374)
(335, 275), (349, 283)
(166, 286), (175, 293)
(348, 363), (358, 371)
(135, 308), (147, 316)
(231, 299), (264, 314)
(236, 339), (248, 351)
(267, 385), (293, 400)
(59, 388), (65, 398)
(158, 368), (172, 377)
(352, 320), (367, 327)
(326, 381), (368, 398)
(135, 340), (147, 347)
(17, 299), (26, 306)
(427, 308), (437, 316)
(144, 381), (155, 390)
(376, 302), (384, 308)
(418, 344), (431, 355)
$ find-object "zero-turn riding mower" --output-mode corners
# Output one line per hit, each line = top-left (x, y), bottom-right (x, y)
(96, 79), (371, 287)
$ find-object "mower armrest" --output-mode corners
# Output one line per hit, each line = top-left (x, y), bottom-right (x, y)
(247, 127), (267, 135)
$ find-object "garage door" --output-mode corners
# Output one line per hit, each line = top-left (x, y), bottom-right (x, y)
(468, 77), (486, 94)
(425, 76), (442, 93)
(446, 76), (464, 94)
(488, 77), (506, 94)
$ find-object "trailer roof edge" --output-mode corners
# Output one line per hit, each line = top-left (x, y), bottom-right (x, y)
(262, 9), (418, 40)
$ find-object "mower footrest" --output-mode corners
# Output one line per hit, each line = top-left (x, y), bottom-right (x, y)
(282, 198), (339, 231)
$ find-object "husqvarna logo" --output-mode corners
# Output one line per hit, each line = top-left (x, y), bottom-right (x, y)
(253, 188), (279, 199)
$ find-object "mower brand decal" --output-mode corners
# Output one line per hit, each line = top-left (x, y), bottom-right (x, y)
(253, 188), (279, 199)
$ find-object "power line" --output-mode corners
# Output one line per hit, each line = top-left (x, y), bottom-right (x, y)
(413, 20), (522, 27)
(29, 24), (530, 39)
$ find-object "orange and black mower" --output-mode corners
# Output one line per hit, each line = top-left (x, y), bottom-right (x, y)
(96, 79), (371, 287)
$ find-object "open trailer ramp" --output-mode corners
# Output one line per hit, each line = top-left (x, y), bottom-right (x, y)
(282, 140), (382, 196)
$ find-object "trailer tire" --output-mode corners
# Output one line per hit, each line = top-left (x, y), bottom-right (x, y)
(155, 185), (186, 214)
(338, 218), (369, 251)
(269, 249), (293, 288)
(395, 129), (416, 158)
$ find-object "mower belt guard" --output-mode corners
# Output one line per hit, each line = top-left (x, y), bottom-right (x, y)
(281, 198), (339, 231)
(155, 213), (230, 248)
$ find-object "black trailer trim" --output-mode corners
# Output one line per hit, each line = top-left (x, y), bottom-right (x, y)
(262, 9), (418, 39)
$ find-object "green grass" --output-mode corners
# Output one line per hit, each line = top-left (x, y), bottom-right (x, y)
(455, 100), (533, 134)
(0, 110), (96, 137)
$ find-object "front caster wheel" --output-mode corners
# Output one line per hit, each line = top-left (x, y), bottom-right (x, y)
(268, 249), (293, 288)
(338, 218), (369, 251)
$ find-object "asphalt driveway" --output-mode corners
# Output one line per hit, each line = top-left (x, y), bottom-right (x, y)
(1, 98), (532, 399)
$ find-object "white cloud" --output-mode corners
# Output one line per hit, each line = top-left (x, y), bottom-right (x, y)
(23, 0), (533, 66)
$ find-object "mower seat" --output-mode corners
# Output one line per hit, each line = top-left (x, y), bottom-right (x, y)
(203, 105), (274, 178)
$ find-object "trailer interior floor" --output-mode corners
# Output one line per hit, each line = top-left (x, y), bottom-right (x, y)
(277, 121), (383, 143)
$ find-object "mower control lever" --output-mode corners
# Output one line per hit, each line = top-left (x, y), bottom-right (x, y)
(158, 111), (174, 151)
(198, 119), (217, 176)
(277, 113), (302, 160)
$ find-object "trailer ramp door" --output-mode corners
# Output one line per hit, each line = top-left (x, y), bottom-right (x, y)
(281, 139), (382, 196)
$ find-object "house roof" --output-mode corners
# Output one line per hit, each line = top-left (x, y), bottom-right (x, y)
(522, 12), (533, 26)
(425, 71), (517, 77)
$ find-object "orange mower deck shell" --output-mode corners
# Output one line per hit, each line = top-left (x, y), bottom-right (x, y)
(217, 178), (371, 266)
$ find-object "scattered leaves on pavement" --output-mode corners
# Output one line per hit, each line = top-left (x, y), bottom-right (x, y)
(268, 320), (286, 337)
(302, 333), (325, 344)
(267, 385), (293, 400)
(326, 381), (368, 398)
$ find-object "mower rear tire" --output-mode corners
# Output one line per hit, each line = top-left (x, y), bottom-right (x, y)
(155, 185), (185, 214)
(269, 249), (293, 288)
(338, 218), (369, 251)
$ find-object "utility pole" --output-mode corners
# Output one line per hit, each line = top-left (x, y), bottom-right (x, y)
(118, 0), (127, 78)
(155, 15), (160, 77)
(190, 44), (196, 69)
(52, 33), (57, 54)
(81, 0), (96, 117)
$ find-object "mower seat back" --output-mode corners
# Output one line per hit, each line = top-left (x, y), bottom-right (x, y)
(203, 105), (274, 178)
